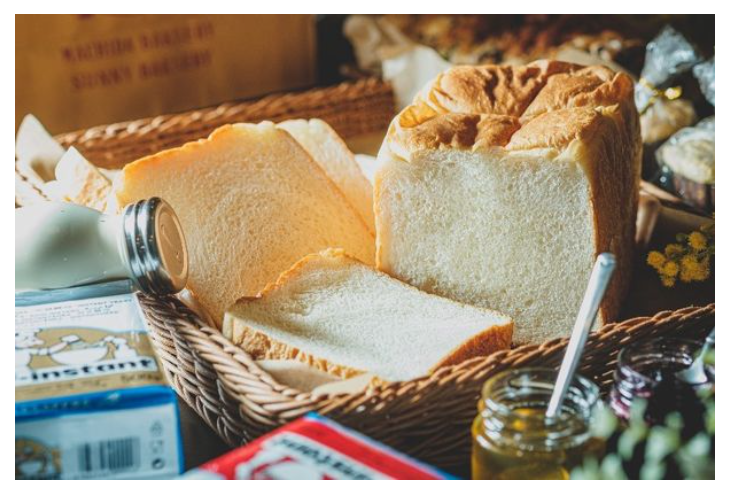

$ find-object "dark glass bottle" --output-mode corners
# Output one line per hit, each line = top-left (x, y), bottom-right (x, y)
(610, 338), (713, 424)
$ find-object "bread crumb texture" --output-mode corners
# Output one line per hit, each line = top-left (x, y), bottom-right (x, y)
(115, 122), (375, 326)
(224, 249), (513, 381)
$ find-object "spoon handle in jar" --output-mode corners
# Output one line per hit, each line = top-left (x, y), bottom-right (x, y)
(546, 253), (616, 418)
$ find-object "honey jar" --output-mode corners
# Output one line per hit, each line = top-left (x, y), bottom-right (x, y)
(472, 368), (603, 480)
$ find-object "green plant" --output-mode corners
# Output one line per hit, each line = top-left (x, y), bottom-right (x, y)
(571, 350), (715, 480)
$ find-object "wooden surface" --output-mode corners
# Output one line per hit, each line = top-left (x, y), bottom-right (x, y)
(178, 397), (230, 471)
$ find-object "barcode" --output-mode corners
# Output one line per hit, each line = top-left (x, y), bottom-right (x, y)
(77, 437), (140, 475)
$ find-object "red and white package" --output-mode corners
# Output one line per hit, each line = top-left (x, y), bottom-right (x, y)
(183, 413), (453, 480)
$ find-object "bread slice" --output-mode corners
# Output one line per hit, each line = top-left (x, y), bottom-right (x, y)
(256, 360), (342, 392)
(277, 119), (375, 234)
(223, 249), (513, 382)
(114, 123), (375, 325)
(375, 60), (641, 344)
(45, 147), (111, 211)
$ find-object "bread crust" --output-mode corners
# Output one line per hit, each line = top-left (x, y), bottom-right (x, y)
(433, 320), (513, 369)
(229, 318), (514, 382)
(224, 249), (514, 382)
(385, 60), (635, 160)
(227, 324), (366, 379)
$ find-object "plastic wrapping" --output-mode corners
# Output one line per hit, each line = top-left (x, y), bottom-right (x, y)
(693, 56), (715, 106)
(635, 26), (702, 113)
(636, 26), (703, 180)
(656, 116), (715, 212)
(657, 116), (715, 184)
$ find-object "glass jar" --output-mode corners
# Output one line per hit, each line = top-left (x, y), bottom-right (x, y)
(610, 338), (714, 424)
(15, 198), (188, 294)
(472, 368), (602, 480)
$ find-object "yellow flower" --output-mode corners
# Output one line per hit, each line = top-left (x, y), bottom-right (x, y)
(697, 257), (711, 279)
(664, 244), (685, 257)
(688, 232), (708, 251)
(662, 261), (679, 277)
(661, 276), (676, 287)
(647, 251), (666, 269)
(652, 218), (714, 288)
(680, 255), (710, 283)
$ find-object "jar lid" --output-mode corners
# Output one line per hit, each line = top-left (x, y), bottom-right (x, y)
(122, 197), (188, 295)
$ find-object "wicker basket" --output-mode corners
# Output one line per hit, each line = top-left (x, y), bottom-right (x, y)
(16, 77), (394, 206)
(17, 77), (714, 472)
(55, 77), (395, 168)
(139, 294), (713, 470)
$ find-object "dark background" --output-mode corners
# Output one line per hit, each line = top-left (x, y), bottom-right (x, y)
(316, 14), (715, 85)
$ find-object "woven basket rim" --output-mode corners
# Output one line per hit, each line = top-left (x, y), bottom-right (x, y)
(54, 77), (389, 144)
(140, 294), (715, 402)
(139, 294), (714, 465)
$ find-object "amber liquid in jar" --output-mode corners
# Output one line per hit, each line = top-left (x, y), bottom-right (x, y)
(472, 368), (603, 480)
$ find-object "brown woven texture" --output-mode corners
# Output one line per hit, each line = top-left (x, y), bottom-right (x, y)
(18, 78), (713, 470)
(54, 78), (395, 168)
(138, 294), (713, 470)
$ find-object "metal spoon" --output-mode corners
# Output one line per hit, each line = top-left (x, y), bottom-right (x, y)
(677, 328), (715, 385)
(546, 253), (617, 418)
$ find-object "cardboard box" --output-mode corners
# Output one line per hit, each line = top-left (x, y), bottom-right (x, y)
(15, 281), (182, 479)
(16, 14), (316, 133)
(183, 413), (452, 480)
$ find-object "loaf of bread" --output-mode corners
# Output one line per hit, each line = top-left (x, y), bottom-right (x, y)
(375, 60), (641, 344)
(277, 119), (375, 234)
(223, 249), (513, 382)
(114, 123), (375, 325)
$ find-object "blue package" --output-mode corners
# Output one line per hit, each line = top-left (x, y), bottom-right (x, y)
(15, 281), (183, 479)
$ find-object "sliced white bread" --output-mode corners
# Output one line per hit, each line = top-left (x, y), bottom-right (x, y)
(375, 61), (641, 344)
(223, 249), (513, 382)
(256, 360), (341, 392)
(277, 119), (375, 234)
(44, 147), (111, 211)
(114, 123), (375, 325)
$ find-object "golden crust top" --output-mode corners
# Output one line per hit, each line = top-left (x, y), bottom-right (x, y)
(387, 60), (635, 158)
